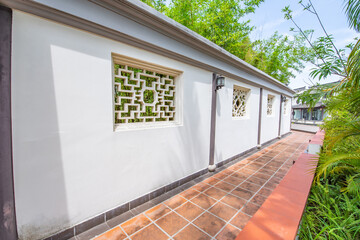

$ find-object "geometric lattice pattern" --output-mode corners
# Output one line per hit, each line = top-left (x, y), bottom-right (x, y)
(267, 95), (274, 116)
(232, 86), (250, 117)
(114, 64), (176, 125)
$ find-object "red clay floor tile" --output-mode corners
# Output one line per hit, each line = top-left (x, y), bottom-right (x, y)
(193, 212), (226, 236)
(214, 181), (236, 192)
(164, 195), (187, 209)
(250, 193), (267, 206)
(230, 212), (251, 229)
(257, 187), (273, 198)
(175, 202), (204, 221)
(221, 194), (247, 210)
(191, 182), (211, 192)
(120, 214), (151, 236)
(204, 187), (228, 200)
(223, 176), (245, 186)
(94, 227), (127, 240)
(216, 224), (241, 240)
(191, 193), (217, 210)
(231, 187), (254, 200)
(209, 202), (238, 221)
(131, 224), (168, 240)
(239, 181), (262, 192)
(242, 202), (261, 215)
(156, 212), (188, 236)
(145, 204), (171, 221)
(173, 224), (211, 240)
(180, 188), (200, 200)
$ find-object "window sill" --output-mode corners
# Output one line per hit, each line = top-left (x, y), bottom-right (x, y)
(114, 121), (182, 132)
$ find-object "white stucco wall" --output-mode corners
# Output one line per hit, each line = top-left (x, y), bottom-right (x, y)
(260, 90), (281, 144)
(215, 80), (259, 162)
(281, 99), (292, 135)
(11, 11), (213, 240)
(11, 10), (292, 240)
(30, 0), (294, 96)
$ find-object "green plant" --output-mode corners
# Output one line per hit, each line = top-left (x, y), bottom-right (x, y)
(299, 182), (360, 239)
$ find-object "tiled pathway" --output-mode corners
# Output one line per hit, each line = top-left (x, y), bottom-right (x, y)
(90, 131), (313, 240)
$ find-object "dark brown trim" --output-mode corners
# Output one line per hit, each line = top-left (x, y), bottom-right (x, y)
(0, 5), (17, 240)
(208, 73), (217, 169)
(290, 97), (293, 127)
(257, 88), (263, 147)
(278, 95), (283, 137)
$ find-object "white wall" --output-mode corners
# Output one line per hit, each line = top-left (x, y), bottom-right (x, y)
(29, 0), (294, 96)
(11, 11), (292, 240)
(281, 99), (292, 135)
(12, 11), (213, 240)
(260, 90), (281, 144)
(215, 79), (259, 162)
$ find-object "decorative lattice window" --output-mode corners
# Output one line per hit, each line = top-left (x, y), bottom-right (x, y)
(283, 99), (289, 115)
(267, 95), (275, 116)
(112, 53), (182, 130)
(232, 85), (250, 117)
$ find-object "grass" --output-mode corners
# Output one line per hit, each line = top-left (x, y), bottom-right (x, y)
(299, 181), (360, 239)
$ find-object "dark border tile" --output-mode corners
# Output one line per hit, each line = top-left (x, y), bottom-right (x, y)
(149, 187), (166, 200)
(165, 180), (180, 192)
(105, 203), (129, 220)
(76, 223), (109, 240)
(51, 227), (74, 240)
(107, 211), (135, 228)
(131, 201), (155, 215)
(75, 214), (105, 235)
(130, 194), (150, 209)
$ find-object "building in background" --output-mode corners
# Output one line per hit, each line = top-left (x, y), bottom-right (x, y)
(291, 81), (339, 125)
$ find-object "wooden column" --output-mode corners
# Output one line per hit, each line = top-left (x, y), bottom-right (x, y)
(257, 88), (263, 147)
(278, 95), (283, 138)
(0, 5), (17, 240)
(208, 73), (217, 171)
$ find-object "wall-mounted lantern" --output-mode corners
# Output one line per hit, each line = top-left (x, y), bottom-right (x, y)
(215, 75), (225, 90)
(281, 95), (287, 102)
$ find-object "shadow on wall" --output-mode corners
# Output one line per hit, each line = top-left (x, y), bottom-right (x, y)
(12, 11), (117, 239)
(174, 76), (211, 175)
(12, 17), (68, 240)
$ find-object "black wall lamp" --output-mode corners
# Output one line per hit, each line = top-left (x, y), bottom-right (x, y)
(281, 95), (287, 102)
(215, 75), (225, 90)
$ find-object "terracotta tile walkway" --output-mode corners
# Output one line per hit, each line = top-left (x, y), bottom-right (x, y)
(92, 131), (313, 240)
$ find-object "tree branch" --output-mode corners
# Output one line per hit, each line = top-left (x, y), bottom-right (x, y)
(308, 0), (347, 72)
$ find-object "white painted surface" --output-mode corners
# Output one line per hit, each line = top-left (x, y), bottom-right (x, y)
(11, 11), (292, 240)
(12, 12), (212, 240)
(31, 0), (294, 96)
(215, 80), (259, 162)
(281, 100), (292, 135)
(261, 90), (281, 144)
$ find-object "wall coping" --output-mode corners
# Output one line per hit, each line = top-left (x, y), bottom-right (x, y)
(236, 130), (325, 240)
(0, 0), (295, 96)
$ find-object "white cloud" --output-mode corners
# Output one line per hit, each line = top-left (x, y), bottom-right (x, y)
(262, 9), (303, 32)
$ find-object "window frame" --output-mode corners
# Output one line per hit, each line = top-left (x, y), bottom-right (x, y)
(232, 84), (251, 119)
(266, 94), (275, 117)
(112, 53), (183, 131)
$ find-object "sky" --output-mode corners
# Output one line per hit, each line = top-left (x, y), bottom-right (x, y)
(245, 0), (359, 89)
